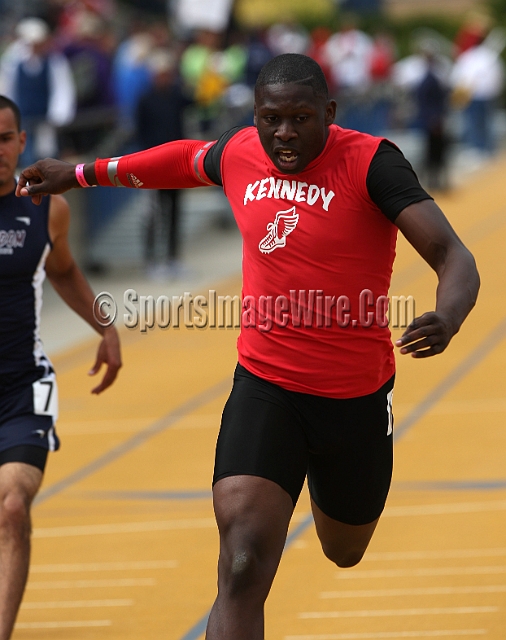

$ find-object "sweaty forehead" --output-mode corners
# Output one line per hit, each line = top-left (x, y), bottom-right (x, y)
(255, 83), (321, 110)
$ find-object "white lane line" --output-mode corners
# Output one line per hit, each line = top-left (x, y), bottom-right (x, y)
(33, 518), (216, 537)
(321, 585), (506, 598)
(15, 620), (112, 629)
(27, 578), (155, 589)
(365, 549), (506, 562)
(21, 599), (133, 609)
(299, 606), (498, 619)
(284, 629), (487, 639)
(336, 565), (506, 579)
(383, 501), (506, 517)
(32, 513), (308, 539)
(32, 501), (506, 539)
(30, 560), (177, 573)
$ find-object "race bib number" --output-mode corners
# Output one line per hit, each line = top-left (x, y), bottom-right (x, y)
(33, 374), (58, 420)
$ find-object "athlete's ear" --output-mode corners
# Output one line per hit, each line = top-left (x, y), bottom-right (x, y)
(325, 100), (337, 126)
(19, 129), (27, 155)
(253, 102), (257, 126)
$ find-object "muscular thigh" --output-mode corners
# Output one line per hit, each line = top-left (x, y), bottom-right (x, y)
(303, 376), (394, 525)
(0, 462), (43, 505)
(213, 365), (308, 506)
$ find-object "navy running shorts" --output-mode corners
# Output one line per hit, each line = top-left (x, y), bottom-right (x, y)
(213, 363), (394, 525)
(0, 370), (60, 471)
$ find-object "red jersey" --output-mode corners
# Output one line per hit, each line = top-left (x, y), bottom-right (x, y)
(95, 125), (398, 398)
(220, 125), (397, 398)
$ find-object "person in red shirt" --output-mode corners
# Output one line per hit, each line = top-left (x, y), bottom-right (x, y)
(16, 54), (479, 640)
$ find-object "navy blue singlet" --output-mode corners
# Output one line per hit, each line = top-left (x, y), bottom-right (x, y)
(0, 183), (53, 378)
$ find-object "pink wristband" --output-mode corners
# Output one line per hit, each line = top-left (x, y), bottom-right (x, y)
(75, 163), (93, 188)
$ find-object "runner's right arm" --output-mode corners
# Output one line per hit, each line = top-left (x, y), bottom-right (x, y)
(15, 128), (245, 204)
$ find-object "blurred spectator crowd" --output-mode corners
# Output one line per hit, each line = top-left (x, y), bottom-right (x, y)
(1, 0), (505, 193)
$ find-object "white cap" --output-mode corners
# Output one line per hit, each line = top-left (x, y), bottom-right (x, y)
(15, 17), (50, 45)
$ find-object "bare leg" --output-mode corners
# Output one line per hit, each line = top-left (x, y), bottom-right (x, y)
(311, 497), (379, 568)
(0, 463), (43, 640)
(206, 475), (294, 640)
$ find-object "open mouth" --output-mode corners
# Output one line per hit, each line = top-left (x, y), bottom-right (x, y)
(276, 149), (299, 169)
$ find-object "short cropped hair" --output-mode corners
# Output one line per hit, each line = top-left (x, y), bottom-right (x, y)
(255, 54), (329, 100)
(0, 95), (21, 131)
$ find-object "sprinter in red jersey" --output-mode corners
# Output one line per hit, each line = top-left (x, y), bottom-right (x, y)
(17, 54), (479, 640)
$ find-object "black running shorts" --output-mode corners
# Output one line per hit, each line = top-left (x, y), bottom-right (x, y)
(0, 370), (60, 472)
(213, 364), (394, 525)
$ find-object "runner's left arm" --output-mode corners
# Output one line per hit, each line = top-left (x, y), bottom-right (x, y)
(394, 199), (480, 358)
(45, 194), (122, 393)
(366, 141), (480, 358)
